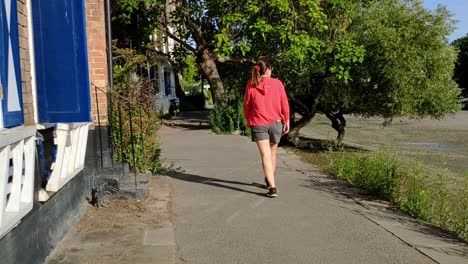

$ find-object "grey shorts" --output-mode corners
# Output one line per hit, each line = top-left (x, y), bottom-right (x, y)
(251, 121), (283, 144)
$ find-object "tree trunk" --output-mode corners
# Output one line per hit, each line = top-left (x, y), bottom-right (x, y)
(199, 49), (226, 105)
(325, 111), (346, 143)
(286, 112), (315, 145)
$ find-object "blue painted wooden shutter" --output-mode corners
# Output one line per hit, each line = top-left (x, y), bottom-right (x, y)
(0, 0), (24, 128)
(32, 0), (91, 123)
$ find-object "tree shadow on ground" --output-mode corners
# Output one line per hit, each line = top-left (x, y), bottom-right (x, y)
(165, 120), (212, 130)
(284, 136), (366, 153)
(163, 110), (212, 131)
(163, 170), (266, 197)
(299, 171), (468, 258)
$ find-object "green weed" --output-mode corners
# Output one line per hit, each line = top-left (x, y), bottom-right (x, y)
(210, 100), (250, 135)
(329, 148), (467, 241)
(331, 147), (397, 199)
(396, 161), (432, 221)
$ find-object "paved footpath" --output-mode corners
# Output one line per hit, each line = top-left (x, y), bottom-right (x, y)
(45, 112), (467, 264)
(159, 112), (467, 264)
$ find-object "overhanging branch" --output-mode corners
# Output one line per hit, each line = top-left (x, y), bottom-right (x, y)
(214, 55), (256, 63)
(156, 24), (197, 54)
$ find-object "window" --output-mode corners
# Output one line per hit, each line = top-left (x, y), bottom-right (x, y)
(150, 66), (159, 94)
(164, 71), (171, 96)
(0, 0), (24, 128)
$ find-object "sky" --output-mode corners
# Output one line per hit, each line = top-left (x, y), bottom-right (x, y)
(423, 0), (468, 42)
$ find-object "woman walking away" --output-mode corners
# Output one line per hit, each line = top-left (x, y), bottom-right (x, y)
(244, 58), (290, 198)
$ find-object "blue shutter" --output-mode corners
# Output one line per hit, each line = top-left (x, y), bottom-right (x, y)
(0, 2), (4, 117)
(0, 0), (24, 128)
(32, 0), (91, 123)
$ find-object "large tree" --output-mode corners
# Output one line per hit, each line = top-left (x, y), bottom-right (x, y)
(113, 0), (259, 104)
(113, 0), (461, 143)
(247, 0), (461, 143)
(452, 34), (468, 99)
(336, 0), (461, 139)
(113, 0), (366, 111)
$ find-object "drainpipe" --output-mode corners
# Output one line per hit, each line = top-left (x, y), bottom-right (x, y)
(104, 0), (115, 168)
(104, 0), (113, 91)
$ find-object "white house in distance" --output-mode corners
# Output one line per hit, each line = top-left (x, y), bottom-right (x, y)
(148, 3), (179, 114)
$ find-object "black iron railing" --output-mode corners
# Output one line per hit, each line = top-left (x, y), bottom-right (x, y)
(91, 82), (149, 192)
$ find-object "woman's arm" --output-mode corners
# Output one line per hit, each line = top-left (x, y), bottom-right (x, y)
(243, 84), (251, 123)
(279, 82), (290, 134)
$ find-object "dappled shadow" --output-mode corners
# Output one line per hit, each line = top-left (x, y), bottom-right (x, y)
(167, 122), (212, 130)
(164, 110), (212, 131)
(174, 110), (212, 121)
(299, 172), (468, 257)
(291, 136), (367, 153)
(163, 170), (266, 196)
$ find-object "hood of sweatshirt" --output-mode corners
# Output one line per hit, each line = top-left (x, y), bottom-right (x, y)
(253, 78), (267, 95)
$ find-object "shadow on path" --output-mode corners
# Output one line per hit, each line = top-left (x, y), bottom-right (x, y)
(165, 171), (266, 197)
(165, 110), (212, 131)
(167, 122), (211, 130)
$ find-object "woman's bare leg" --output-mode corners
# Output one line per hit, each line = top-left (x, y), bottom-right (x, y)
(256, 140), (275, 188)
(270, 143), (278, 177)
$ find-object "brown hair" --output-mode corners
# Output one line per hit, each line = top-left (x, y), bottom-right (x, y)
(251, 59), (271, 87)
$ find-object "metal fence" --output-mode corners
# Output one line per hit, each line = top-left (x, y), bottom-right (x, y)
(91, 82), (151, 194)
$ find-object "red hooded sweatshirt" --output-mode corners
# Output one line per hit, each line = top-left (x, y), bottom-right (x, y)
(244, 77), (290, 127)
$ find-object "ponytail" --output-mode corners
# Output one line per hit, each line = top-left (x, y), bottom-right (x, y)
(251, 66), (262, 87)
(250, 59), (271, 87)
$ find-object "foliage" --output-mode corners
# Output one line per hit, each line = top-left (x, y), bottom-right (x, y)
(111, 0), (162, 51)
(452, 34), (468, 98)
(204, 88), (213, 105)
(210, 104), (236, 134)
(111, 46), (163, 174)
(210, 98), (250, 135)
(216, 0), (460, 142)
(331, 147), (398, 199)
(397, 164), (468, 241)
(238, 102), (251, 136)
(330, 148), (467, 241)
(348, 0), (461, 119)
(113, 0), (462, 143)
(396, 161), (432, 221)
(230, 1), (368, 105)
(208, 61), (250, 133)
(179, 55), (200, 94)
(110, 103), (163, 174)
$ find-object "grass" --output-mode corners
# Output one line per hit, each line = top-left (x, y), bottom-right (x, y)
(331, 147), (398, 200)
(292, 144), (468, 242)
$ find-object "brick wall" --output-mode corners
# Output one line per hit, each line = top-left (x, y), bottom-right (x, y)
(86, 0), (109, 126)
(17, 0), (33, 125)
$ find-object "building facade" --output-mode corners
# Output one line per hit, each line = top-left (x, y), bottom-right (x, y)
(0, 1), (119, 263)
(150, 2), (179, 114)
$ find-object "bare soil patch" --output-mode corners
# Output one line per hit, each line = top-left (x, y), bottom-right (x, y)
(45, 177), (174, 264)
(77, 179), (170, 233)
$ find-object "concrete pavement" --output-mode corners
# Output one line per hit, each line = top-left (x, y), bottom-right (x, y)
(44, 111), (467, 264)
(159, 112), (467, 264)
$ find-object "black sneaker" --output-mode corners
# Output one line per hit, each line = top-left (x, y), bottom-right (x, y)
(267, 187), (278, 198)
(265, 177), (270, 189)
